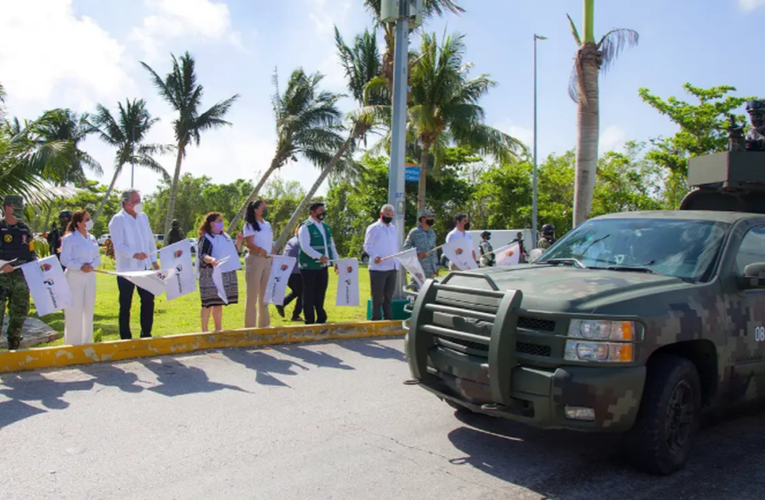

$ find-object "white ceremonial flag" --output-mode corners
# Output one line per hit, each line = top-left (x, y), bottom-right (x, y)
(20, 256), (73, 316)
(442, 238), (478, 270)
(214, 234), (242, 274)
(395, 249), (428, 288)
(159, 240), (197, 301)
(211, 264), (228, 304)
(495, 243), (521, 267)
(264, 256), (296, 306)
(109, 268), (176, 296)
(336, 258), (359, 307)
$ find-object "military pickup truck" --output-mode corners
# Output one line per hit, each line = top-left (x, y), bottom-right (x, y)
(404, 151), (765, 475)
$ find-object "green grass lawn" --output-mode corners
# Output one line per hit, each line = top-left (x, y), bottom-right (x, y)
(26, 258), (377, 348)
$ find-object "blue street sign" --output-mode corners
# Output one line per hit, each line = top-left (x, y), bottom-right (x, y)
(405, 166), (420, 182)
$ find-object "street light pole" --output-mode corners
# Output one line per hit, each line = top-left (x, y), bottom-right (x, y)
(131, 125), (136, 189)
(387, 0), (411, 300)
(532, 34), (546, 248)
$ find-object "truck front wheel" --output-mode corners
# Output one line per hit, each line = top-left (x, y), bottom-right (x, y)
(626, 354), (701, 475)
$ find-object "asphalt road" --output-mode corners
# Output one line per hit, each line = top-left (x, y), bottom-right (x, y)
(2, 338), (765, 500)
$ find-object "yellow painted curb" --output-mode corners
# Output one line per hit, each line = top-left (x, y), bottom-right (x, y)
(0, 321), (406, 374)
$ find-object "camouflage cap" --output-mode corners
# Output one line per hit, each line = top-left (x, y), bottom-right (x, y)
(419, 209), (435, 219)
(746, 100), (765, 113)
(2, 194), (24, 208)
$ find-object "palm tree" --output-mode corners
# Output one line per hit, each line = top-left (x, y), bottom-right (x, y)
(141, 51), (239, 234)
(229, 68), (346, 230)
(403, 32), (523, 212)
(90, 99), (173, 223)
(567, 0), (638, 226)
(363, 0), (464, 93)
(272, 28), (386, 253)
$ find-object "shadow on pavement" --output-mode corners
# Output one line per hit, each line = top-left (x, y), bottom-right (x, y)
(78, 364), (144, 393)
(0, 399), (47, 430)
(337, 339), (406, 362)
(222, 349), (309, 388)
(139, 358), (247, 397)
(276, 345), (355, 370)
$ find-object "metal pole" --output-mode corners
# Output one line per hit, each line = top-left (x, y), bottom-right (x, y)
(131, 126), (135, 188)
(532, 34), (545, 248)
(388, 0), (409, 300)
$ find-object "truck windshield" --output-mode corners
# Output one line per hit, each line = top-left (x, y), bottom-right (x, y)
(538, 218), (729, 281)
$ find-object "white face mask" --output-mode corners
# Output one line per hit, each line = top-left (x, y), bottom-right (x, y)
(85, 219), (94, 231)
(133, 203), (143, 214)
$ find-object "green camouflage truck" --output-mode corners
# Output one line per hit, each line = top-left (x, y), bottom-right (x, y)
(404, 151), (765, 475)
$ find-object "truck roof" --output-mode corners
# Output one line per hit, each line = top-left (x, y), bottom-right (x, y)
(593, 210), (764, 224)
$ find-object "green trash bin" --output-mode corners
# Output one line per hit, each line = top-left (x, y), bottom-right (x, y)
(367, 298), (411, 320)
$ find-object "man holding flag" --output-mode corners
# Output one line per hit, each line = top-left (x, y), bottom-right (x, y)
(364, 204), (399, 321)
(0, 195), (38, 350)
(446, 213), (476, 271)
(403, 209), (439, 282)
(109, 189), (159, 340)
(298, 202), (338, 325)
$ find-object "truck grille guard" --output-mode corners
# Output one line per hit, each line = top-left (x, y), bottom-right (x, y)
(403, 272), (523, 413)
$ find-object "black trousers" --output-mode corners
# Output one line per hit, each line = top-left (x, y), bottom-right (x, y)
(301, 268), (328, 325)
(283, 274), (304, 319)
(370, 270), (397, 320)
(117, 277), (155, 339)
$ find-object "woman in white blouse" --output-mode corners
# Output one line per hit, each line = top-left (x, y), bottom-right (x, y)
(60, 210), (101, 345)
(243, 200), (273, 328)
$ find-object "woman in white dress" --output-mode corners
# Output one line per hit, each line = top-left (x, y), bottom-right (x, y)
(60, 210), (101, 345)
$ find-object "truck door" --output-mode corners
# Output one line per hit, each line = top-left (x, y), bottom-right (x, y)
(725, 224), (765, 404)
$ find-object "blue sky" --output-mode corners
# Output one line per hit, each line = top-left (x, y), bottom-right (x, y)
(1, 0), (763, 197)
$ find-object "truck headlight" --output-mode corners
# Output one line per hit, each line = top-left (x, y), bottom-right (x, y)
(564, 320), (636, 363)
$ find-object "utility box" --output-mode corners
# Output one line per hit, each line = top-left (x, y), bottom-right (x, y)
(380, 0), (423, 26)
(380, 0), (399, 22)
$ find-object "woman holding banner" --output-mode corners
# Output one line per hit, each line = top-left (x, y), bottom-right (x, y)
(60, 210), (100, 345)
(243, 200), (273, 328)
(198, 212), (243, 332)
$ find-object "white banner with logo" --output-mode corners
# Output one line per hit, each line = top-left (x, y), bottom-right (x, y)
(495, 243), (521, 267)
(19, 256), (73, 316)
(264, 256), (296, 306)
(159, 240), (197, 301)
(213, 234), (242, 274)
(336, 258), (359, 307)
(442, 238), (478, 270)
(108, 268), (177, 296)
(395, 249), (428, 288)
(212, 265), (228, 304)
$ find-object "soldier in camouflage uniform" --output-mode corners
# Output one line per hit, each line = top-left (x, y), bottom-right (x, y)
(478, 231), (495, 267)
(0, 195), (38, 350)
(537, 223), (556, 249)
(745, 100), (765, 152)
(403, 209), (439, 281)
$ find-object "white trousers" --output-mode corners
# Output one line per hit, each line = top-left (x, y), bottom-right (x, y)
(64, 269), (96, 346)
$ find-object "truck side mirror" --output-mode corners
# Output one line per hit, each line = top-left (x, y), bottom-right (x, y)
(738, 262), (765, 289)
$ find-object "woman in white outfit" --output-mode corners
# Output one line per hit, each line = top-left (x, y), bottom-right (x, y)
(60, 210), (100, 345)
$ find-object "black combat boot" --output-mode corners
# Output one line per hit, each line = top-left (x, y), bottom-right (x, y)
(7, 337), (21, 350)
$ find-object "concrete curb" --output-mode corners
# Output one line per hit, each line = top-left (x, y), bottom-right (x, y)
(0, 321), (406, 374)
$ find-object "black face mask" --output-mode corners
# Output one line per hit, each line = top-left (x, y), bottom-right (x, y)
(316, 212), (326, 221)
(424, 219), (435, 227)
(382, 216), (393, 224)
(464, 223), (471, 231)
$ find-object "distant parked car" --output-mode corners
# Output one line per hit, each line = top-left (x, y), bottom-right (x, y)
(187, 238), (198, 254)
(360, 250), (369, 265)
(97, 234), (111, 245)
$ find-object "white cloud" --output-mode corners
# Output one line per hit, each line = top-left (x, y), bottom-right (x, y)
(740, 0), (765, 11)
(496, 121), (534, 151)
(0, 0), (132, 108)
(599, 125), (627, 154)
(131, 0), (242, 61)
(307, 0), (352, 35)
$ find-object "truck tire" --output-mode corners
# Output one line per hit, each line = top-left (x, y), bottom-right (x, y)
(626, 354), (701, 475)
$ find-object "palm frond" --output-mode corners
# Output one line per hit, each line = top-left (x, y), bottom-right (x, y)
(567, 14), (582, 45)
(598, 28), (639, 73)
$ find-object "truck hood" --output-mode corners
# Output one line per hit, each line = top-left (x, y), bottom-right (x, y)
(445, 265), (695, 314)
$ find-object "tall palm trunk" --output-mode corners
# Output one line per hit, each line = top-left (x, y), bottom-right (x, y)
(92, 163), (124, 223)
(273, 134), (356, 253)
(417, 141), (431, 213)
(573, 44), (600, 227)
(163, 143), (185, 234)
(228, 158), (281, 231)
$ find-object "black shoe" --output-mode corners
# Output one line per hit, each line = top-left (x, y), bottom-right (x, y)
(291, 316), (303, 322)
(276, 305), (286, 318)
(7, 338), (21, 350)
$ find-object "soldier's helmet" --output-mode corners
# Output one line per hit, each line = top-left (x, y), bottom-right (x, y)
(542, 223), (555, 236)
(747, 100), (765, 129)
(59, 210), (72, 221)
(2, 194), (24, 208)
(172, 219), (179, 228)
(481, 231), (491, 239)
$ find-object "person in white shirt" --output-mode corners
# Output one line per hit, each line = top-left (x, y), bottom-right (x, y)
(242, 200), (273, 328)
(363, 204), (400, 321)
(445, 213), (476, 271)
(60, 210), (101, 346)
(108, 189), (159, 339)
(298, 202), (339, 325)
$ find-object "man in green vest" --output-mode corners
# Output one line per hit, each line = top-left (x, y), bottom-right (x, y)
(298, 202), (339, 324)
